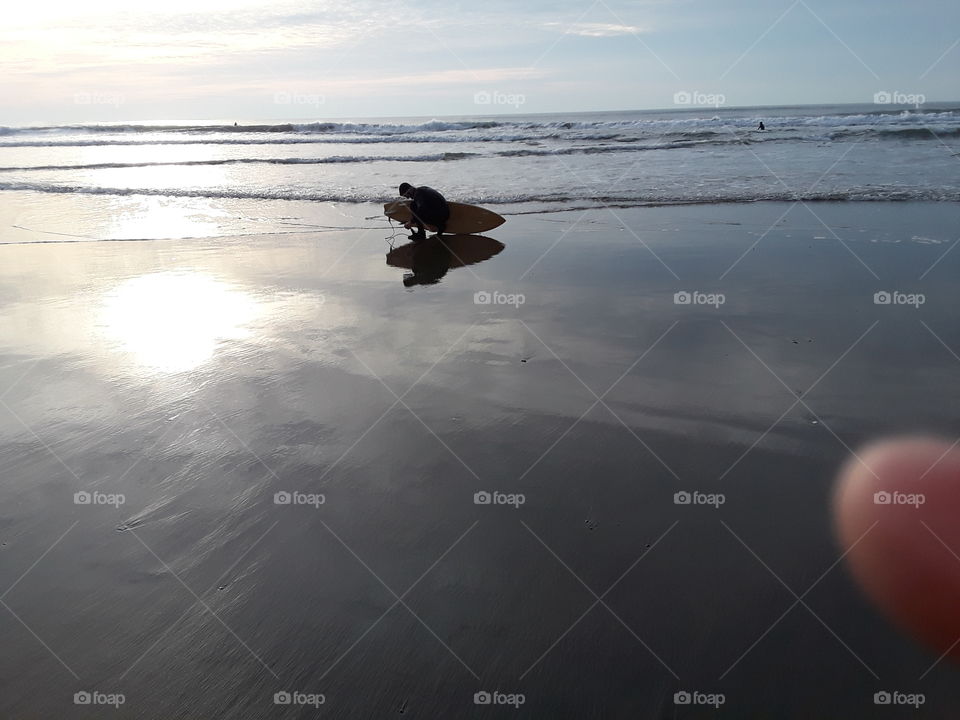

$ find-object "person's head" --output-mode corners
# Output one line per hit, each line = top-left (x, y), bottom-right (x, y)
(398, 182), (415, 198)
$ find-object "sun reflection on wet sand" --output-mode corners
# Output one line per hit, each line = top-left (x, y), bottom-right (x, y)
(98, 271), (259, 372)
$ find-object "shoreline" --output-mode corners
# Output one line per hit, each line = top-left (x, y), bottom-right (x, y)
(2, 195), (958, 246)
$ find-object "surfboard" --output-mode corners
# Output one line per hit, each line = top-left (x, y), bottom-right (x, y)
(384, 199), (505, 235)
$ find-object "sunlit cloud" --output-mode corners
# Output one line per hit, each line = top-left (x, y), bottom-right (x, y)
(313, 67), (547, 92)
(548, 22), (650, 37)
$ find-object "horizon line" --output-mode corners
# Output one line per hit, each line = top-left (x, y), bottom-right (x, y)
(7, 99), (960, 128)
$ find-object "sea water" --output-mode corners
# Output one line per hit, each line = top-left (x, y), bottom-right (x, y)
(1, 103), (958, 241)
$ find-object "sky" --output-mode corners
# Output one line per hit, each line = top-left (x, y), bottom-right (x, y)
(1, 0), (958, 123)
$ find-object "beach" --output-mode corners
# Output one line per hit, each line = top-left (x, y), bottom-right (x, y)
(1, 198), (959, 717)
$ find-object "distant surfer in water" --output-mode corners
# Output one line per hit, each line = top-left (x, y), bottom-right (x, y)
(757, 121), (765, 131)
(398, 182), (449, 241)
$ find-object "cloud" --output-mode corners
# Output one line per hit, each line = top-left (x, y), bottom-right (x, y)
(228, 67), (548, 102)
(547, 22), (649, 37)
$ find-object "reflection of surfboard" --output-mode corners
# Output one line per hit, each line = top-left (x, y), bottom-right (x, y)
(386, 234), (504, 271)
(384, 200), (506, 235)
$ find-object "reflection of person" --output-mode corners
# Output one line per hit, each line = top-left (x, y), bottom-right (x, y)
(398, 182), (450, 241)
(402, 237), (452, 287)
(387, 233), (505, 288)
(834, 437), (960, 663)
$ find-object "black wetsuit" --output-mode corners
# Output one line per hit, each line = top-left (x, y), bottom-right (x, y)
(407, 186), (450, 237)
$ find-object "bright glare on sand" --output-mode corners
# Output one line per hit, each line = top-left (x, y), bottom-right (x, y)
(98, 271), (259, 372)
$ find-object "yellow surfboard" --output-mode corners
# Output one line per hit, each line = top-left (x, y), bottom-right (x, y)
(384, 199), (506, 235)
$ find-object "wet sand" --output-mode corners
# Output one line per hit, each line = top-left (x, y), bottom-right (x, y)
(1, 201), (959, 717)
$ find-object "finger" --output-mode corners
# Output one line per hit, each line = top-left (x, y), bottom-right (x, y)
(834, 437), (960, 662)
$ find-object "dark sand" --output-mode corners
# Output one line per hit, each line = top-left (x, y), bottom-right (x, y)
(1, 201), (959, 717)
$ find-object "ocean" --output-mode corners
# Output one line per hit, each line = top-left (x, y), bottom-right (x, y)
(2, 103), (959, 241)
